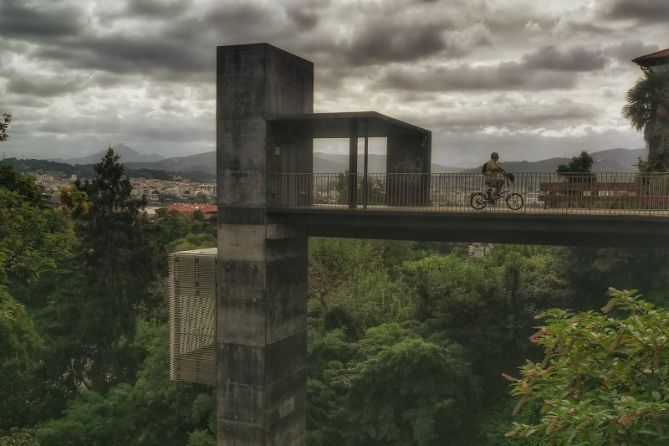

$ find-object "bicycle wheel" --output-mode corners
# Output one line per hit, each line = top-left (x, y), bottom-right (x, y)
(470, 192), (487, 210)
(506, 193), (524, 210)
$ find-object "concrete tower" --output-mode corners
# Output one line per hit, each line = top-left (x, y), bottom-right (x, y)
(216, 44), (313, 445)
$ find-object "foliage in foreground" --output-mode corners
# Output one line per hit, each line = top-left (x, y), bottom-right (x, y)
(35, 322), (215, 446)
(507, 289), (669, 445)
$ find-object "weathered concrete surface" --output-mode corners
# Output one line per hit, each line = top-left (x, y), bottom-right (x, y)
(217, 43), (312, 446)
(386, 134), (431, 206)
(267, 208), (669, 248)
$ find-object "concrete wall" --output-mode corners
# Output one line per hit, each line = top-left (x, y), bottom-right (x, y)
(386, 134), (431, 205)
(216, 43), (313, 446)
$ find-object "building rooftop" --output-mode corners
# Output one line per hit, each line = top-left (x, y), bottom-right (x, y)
(165, 203), (217, 215)
(267, 111), (430, 138)
(632, 48), (669, 67)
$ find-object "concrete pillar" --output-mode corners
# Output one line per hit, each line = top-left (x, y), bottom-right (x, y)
(386, 134), (431, 206)
(216, 44), (313, 446)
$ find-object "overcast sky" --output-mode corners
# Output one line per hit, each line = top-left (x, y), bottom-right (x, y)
(0, 0), (667, 166)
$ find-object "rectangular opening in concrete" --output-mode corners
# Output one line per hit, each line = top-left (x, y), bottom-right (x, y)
(314, 137), (387, 173)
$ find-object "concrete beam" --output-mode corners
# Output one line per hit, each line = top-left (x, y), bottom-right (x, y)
(267, 209), (669, 248)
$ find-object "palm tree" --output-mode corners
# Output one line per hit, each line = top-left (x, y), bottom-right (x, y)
(623, 69), (669, 172)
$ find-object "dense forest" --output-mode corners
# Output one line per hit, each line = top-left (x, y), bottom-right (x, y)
(1, 149), (668, 445)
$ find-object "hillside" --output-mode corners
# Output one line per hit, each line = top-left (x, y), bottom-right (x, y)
(0, 158), (212, 182)
(65, 143), (165, 164)
(20, 145), (647, 178)
(464, 148), (645, 173)
(126, 151), (216, 174)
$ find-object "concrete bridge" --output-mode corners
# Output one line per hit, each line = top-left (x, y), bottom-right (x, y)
(170, 43), (669, 445)
(266, 169), (669, 247)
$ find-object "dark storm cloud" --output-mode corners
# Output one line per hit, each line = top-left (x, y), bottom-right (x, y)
(6, 96), (49, 109)
(35, 36), (212, 76)
(377, 44), (615, 93)
(346, 23), (449, 65)
(522, 46), (608, 72)
(125, 0), (189, 17)
(0, 0), (655, 162)
(444, 103), (597, 131)
(7, 1), (282, 82)
(7, 76), (86, 98)
(563, 22), (617, 36)
(378, 61), (577, 92)
(205, 3), (275, 29)
(399, 99), (597, 134)
(287, 8), (319, 30)
(605, 40), (659, 63)
(603, 0), (669, 23)
(484, 15), (559, 38)
(32, 111), (211, 145)
(0, 0), (83, 39)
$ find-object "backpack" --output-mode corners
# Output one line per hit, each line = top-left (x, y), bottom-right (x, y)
(481, 162), (488, 174)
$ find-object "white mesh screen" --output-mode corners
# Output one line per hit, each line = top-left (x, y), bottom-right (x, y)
(168, 248), (217, 385)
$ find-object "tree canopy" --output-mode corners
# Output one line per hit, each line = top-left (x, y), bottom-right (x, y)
(556, 151), (594, 177)
(507, 289), (669, 445)
(0, 114), (11, 143)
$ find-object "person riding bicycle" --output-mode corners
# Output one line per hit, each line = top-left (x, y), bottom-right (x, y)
(483, 152), (506, 201)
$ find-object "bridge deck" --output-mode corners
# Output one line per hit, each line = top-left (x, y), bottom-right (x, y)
(267, 207), (669, 247)
(297, 203), (669, 217)
(266, 172), (669, 247)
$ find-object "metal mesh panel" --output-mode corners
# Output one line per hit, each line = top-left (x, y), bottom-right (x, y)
(169, 248), (217, 385)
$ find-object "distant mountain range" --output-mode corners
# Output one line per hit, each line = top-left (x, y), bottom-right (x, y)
(125, 151), (215, 174)
(462, 148), (646, 173)
(63, 143), (165, 165)
(22, 144), (648, 179)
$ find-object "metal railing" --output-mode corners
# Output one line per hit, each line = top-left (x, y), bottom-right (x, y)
(267, 172), (669, 215)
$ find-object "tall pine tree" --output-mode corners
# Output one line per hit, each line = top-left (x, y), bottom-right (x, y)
(47, 148), (156, 392)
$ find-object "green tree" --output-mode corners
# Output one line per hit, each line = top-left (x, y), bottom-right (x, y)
(43, 148), (155, 392)
(0, 428), (39, 446)
(306, 327), (353, 446)
(0, 188), (73, 284)
(0, 287), (42, 432)
(343, 324), (480, 446)
(0, 166), (76, 428)
(507, 289), (669, 445)
(401, 248), (567, 387)
(0, 165), (40, 205)
(165, 233), (216, 254)
(623, 69), (669, 172)
(0, 114), (11, 143)
(556, 151), (595, 181)
(309, 239), (417, 335)
(36, 322), (215, 446)
(553, 247), (669, 311)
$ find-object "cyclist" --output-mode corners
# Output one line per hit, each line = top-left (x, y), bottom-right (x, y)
(483, 152), (506, 201)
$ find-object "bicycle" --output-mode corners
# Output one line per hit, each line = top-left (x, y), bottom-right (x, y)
(470, 173), (524, 210)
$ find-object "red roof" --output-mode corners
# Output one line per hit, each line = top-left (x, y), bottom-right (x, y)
(632, 48), (669, 67)
(166, 203), (217, 215)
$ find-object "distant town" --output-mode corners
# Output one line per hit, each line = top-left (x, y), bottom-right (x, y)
(1, 144), (645, 215)
(31, 171), (216, 207)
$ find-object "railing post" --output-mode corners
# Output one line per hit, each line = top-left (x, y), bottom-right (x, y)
(348, 121), (358, 209)
(363, 130), (369, 209)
